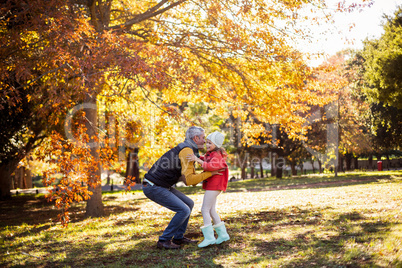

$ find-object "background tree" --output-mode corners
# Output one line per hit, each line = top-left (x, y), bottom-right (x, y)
(362, 6), (402, 109)
(309, 52), (372, 173)
(348, 7), (402, 164)
(369, 103), (402, 162)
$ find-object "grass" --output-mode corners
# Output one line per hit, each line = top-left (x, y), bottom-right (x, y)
(1, 171), (401, 267)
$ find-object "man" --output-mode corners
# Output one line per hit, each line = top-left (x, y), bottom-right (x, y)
(142, 126), (222, 249)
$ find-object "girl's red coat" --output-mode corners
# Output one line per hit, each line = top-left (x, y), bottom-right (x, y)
(200, 150), (229, 191)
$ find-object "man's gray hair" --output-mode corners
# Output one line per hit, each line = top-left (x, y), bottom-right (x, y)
(186, 126), (205, 140)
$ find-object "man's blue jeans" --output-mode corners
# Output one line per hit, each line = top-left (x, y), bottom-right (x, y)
(142, 184), (194, 242)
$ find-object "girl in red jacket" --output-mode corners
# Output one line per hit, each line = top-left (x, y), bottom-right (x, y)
(187, 131), (230, 247)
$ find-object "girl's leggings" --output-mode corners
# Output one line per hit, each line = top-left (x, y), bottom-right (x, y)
(201, 190), (222, 226)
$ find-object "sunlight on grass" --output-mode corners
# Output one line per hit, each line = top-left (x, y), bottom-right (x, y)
(1, 171), (401, 267)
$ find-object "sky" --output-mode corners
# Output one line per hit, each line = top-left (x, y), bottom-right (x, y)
(296, 0), (401, 66)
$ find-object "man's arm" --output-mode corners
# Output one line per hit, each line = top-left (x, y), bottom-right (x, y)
(179, 148), (212, 186)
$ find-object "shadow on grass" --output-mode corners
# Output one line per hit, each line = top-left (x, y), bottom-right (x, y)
(225, 207), (395, 267)
(2, 173), (401, 267)
(0, 195), (58, 228)
(61, 239), (232, 267)
(0, 194), (146, 229)
(2, 203), (399, 267)
(12, 231), (232, 267)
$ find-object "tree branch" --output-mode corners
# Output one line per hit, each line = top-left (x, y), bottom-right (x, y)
(110, 0), (186, 30)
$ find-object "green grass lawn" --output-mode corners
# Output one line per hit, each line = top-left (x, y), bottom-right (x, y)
(1, 171), (401, 267)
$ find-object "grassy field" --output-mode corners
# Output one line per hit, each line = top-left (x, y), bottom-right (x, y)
(1, 171), (401, 267)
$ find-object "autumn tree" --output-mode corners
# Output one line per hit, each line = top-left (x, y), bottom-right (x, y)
(1, 0), (374, 222)
(0, 0), (85, 199)
(0, 82), (47, 199)
(336, 53), (372, 171)
(299, 51), (372, 173)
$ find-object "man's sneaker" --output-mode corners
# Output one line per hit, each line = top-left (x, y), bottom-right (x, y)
(156, 240), (180, 249)
(172, 237), (198, 245)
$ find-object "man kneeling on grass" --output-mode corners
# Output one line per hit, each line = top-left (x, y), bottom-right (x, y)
(142, 126), (223, 249)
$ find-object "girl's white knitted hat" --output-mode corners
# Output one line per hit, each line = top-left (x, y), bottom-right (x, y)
(207, 131), (224, 148)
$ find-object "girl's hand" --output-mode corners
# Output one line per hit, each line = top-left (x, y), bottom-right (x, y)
(186, 153), (197, 162)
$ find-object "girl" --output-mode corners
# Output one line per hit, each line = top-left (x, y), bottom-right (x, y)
(187, 131), (230, 247)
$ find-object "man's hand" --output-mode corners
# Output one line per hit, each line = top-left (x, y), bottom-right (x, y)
(211, 168), (226, 176)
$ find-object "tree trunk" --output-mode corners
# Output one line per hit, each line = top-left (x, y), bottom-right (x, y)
(14, 167), (23, 189)
(125, 150), (131, 184)
(259, 158), (264, 178)
(353, 157), (359, 170)
(368, 155), (373, 170)
(386, 154), (391, 170)
(276, 166), (283, 179)
(15, 167), (30, 189)
(126, 149), (140, 183)
(0, 160), (19, 200)
(345, 153), (352, 171)
(299, 163), (304, 175)
(0, 169), (13, 200)
(250, 166), (255, 178)
(84, 94), (104, 218)
(310, 160), (316, 173)
(237, 150), (247, 180)
(275, 151), (284, 179)
(290, 161), (297, 176)
(270, 154), (276, 177)
(241, 166), (247, 180)
(318, 159), (322, 173)
(82, 0), (112, 218)
(86, 184), (104, 217)
(338, 155), (344, 173)
(106, 170), (111, 185)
